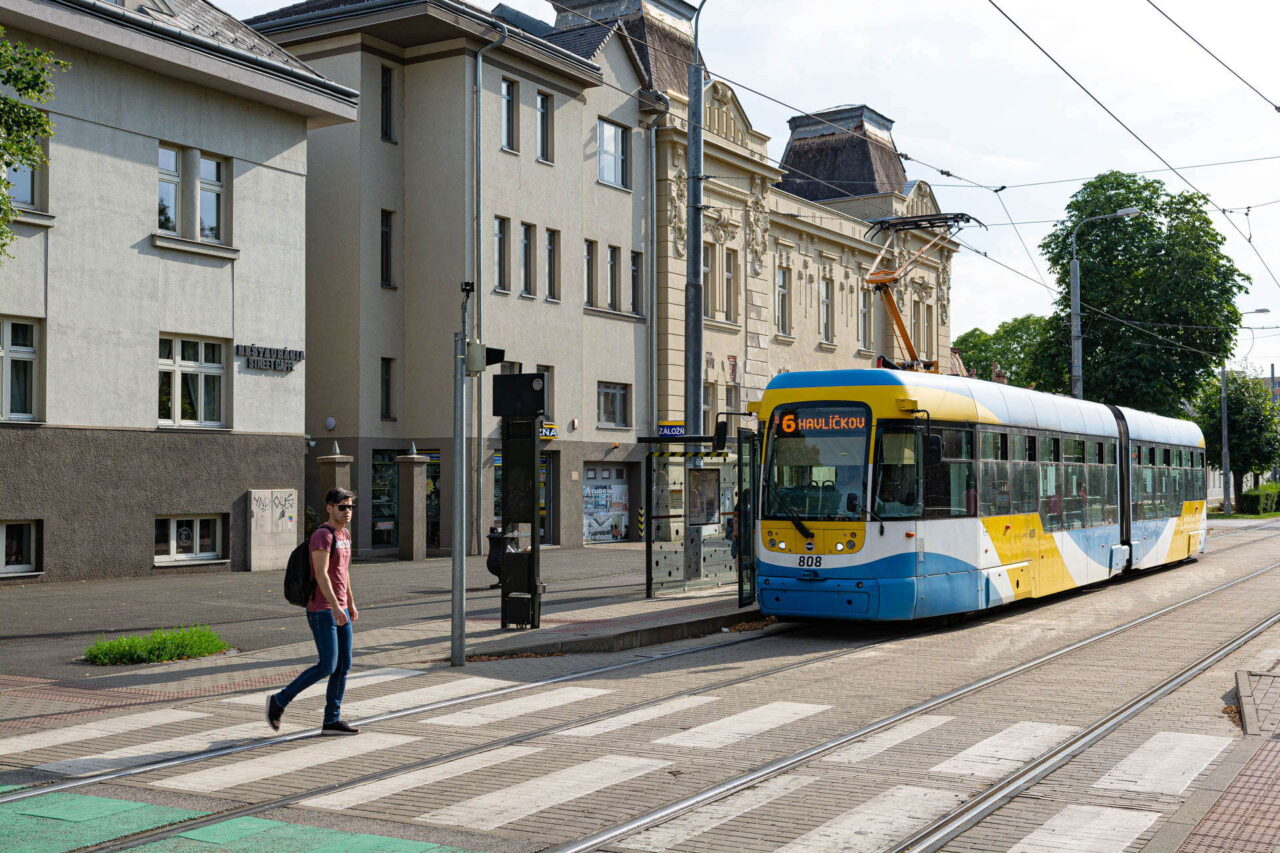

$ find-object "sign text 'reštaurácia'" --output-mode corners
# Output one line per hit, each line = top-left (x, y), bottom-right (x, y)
(236, 344), (304, 373)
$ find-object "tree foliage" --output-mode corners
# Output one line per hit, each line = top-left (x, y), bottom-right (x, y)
(1033, 171), (1247, 416)
(0, 27), (67, 259)
(1193, 369), (1280, 500)
(953, 314), (1055, 387)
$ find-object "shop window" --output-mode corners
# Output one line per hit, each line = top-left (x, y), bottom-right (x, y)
(2, 521), (37, 574)
(158, 335), (225, 427)
(154, 516), (222, 564)
(371, 450), (399, 548)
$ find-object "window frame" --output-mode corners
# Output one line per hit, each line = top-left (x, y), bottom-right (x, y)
(500, 78), (519, 152)
(724, 248), (738, 322)
(607, 245), (621, 311)
(1, 520), (38, 574)
(521, 223), (536, 296)
(597, 381), (631, 428)
(380, 357), (394, 420)
(493, 216), (510, 292)
(820, 278), (835, 343)
(536, 91), (553, 162)
(380, 210), (395, 288)
(157, 145), (181, 235)
(536, 364), (554, 418)
(154, 515), (223, 564)
(702, 243), (715, 319)
(775, 267), (792, 334)
(380, 66), (396, 142)
(596, 118), (630, 188)
(858, 286), (872, 348)
(158, 335), (226, 428)
(546, 229), (561, 300)
(584, 239), (597, 306)
(630, 250), (644, 315)
(1, 318), (39, 422)
(8, 162), (36, 210)
(198, 155), (226, 244)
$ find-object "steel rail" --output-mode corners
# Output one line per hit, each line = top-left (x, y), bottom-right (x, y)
(542, 557), (1280, 853)
(894, 603), (1280, 851)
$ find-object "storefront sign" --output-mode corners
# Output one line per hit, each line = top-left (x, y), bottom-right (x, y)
(658, 420), (685, 438)
(539, 423), (560, 439)
(235, 344), (304, 372)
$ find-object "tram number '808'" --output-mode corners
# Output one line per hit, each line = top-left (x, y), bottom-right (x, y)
(797, 556), (823, 567)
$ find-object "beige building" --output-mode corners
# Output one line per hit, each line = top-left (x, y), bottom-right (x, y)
(0, 0), (355, 580)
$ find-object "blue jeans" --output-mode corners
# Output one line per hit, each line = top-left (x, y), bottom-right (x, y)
(272, 608), (352, 725)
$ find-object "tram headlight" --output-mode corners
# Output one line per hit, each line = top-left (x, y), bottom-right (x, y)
(847, 540), (856, 549)
(778, 541), (788, 550)
(835, 542), (844, 551)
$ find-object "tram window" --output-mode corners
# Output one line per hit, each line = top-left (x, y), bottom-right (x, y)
(1010, 434), (1026, 461)
(980, 460), (1011, 516)
(981, 431), (1007, 461)
(874, 428), (922, 519)
(1163, 448), (1172, 467)
(1013, 462), (1039, 515)
(1039, 463), (1064, 531)
(924, 428), (976, 519)
(1061, 463), (1087, 529)
(1039, 436), (1060, 463)
(1147, 447), (1156, 466)
(1063, 438), (1085, 464)
(1025, 435), (1037, 462)
(1086, 464), (1108, 526)
(1106, 442), (1117, 465)
(1087, 441), (1100, 464)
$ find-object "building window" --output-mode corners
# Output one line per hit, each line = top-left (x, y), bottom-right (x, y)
(597, 381), (631, 427)
(911, 300), (922, 355)
(158, 336), (225, 427)
(1, 318), (38, 421)
(198, 156), (225, 243)
(821, 278), (835, 343)
(859, 287), (872, 348)
(380, 357), (394, 420)
(493, 217), (510, 291)
(702, 243), (715, 319)
(8, 163), (35, 209)
(380, 210), (394, 287)
(775, 267), (791, 334)
(724, 249), (738, 323)
(702, 382), (715, 435)
(546, 229), (560, 300)
(630, 251), (643, 315)
(536, 364), (554, 418)
(2, 521), (37, 574)
(521, 223), (536, 296)
(381, 66), (395, 142)
(607, 246), (621, 310)
(154, 516), (222, 563)
(536, 92), (553, 162)
(924, 303), (935, 359)
(725, 384), (740, 429)
(500, 360), (523, 374)
(584, 240), (597, 306)
(597, 119), (630, 188)
(158, 146), (180, 233)
(500, 78), (518, 151)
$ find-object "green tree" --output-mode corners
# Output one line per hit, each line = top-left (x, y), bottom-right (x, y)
(953, 314), (1055, 387)
(1193, 370), (1280, 501)
(1036, 171), (1247, 416)
(0, 28), (66, 258)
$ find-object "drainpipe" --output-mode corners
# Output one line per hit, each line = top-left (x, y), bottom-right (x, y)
(471, 20), (508, 553)
(642, 93), (671, 435)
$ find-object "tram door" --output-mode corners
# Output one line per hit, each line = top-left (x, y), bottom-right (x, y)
(737, 428), (759, 607)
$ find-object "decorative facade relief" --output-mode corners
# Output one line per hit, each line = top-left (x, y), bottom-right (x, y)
(938, 255), (952, 326)
(669, 145), (688, 259)
(705, 207), (740, 244)
(744, 176), (770, 276)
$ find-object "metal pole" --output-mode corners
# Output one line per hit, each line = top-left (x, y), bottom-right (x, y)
(451, 287), (471, 667)
(684, 2), (708, 436)
(1272, 363), (1277, 485)
(1221, 363), (1232, 515)
(1069, 241), (1083, 400)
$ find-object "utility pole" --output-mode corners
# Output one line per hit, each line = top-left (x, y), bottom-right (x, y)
(684, 0), (710, 438)
(1273, 363), (1278, 485)
(1221, 363), (1232, 515)
(451, 282), (473, 666)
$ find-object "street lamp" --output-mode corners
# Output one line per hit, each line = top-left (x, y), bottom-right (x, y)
(1221, 307), (1272, 514)
(1069, 207), (1141, 399)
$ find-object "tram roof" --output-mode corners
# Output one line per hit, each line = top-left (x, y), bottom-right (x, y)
(765, 369), (1199, 446)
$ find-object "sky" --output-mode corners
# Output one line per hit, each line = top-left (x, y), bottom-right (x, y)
(226, 0), (1280, 374)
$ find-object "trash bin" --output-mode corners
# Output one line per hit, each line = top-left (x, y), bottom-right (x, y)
(486, 527), (518, 586)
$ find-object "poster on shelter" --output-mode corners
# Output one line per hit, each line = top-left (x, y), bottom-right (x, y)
(686, 468), (721, 526)
(584, 484), (628, 542)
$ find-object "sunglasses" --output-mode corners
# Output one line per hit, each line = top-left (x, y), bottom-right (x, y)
(336, 504), (355, 511)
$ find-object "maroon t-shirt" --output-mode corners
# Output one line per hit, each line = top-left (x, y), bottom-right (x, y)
(307, 525), (352, 613)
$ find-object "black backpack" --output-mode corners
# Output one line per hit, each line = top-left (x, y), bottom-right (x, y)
(284, 524), (335, 607)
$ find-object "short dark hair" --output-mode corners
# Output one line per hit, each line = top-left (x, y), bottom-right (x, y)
(326, 488), (355, 505)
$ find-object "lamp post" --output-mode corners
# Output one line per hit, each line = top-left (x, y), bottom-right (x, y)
(1069, 207), (1141, 399)
(1221, 307), (1271, 514)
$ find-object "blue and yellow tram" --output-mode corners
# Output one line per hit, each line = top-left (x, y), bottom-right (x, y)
(755, 369), (1207, 621)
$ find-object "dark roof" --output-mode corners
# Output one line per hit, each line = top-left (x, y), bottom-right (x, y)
(542, 21), (613, 59)
(492, 3), (552, 37)
(778, 106), (907, 202)
(619, 13), (697, 96)
(246, 0), (372, 27)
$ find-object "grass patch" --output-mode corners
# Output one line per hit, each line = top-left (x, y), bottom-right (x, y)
(83, 625), (230, 665)
(1209, 511), (1280, 520)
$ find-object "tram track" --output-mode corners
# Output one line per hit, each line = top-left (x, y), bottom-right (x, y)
(4, 520), (1277, 852)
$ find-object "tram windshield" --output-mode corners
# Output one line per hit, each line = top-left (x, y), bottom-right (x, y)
(763, 403), (870, 521)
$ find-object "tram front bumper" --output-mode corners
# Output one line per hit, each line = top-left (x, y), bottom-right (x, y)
(757, 576), (916, 621)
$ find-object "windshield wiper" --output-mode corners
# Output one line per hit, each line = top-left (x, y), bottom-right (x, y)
(849, 493), (886, 537)
(765, 481), (814, 540)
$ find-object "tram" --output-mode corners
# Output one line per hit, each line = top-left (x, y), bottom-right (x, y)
(755, 368), (1207, 621)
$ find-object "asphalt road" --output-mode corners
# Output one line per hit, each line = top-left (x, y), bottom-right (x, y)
(0, 546), (647, 681)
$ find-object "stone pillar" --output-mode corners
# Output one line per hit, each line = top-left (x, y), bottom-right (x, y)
(397, 443), (429, 561)
(317, 441), (353, 502)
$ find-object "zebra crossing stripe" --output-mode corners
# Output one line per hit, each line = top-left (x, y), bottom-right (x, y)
(301, 745), (544, 811)
(773, 785), (966, 853)
(653, 701), (830, 749)
(339, 677), (516, 718)
(822, 715), (954, 765)
(224, 668), (423, 706)
(423, 687), (611, 727)
(620, 775), (817, 851)
(419, 754), (670, 830)
(1009, 805), (1161, 853)
(0, 709), (208, 757)
(559, 696), (720, 738)
(153, 732), (418, 792)
(930, 721), (1080, 779)
(36, 721), (307, 776)
(1093, 731), (1233, 795)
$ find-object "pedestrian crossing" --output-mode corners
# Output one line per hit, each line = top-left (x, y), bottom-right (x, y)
(1, 672), (1238, 853)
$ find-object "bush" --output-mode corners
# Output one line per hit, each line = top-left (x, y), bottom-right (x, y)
(83, 625), (230, 665)
(1238, 488), (1279, 515)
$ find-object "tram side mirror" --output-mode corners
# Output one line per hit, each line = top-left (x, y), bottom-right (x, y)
(712, 419), (729, 451)
(924, 434), (944, 467)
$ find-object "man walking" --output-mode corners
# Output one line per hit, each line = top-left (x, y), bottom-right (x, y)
(267, 488), (361, 735)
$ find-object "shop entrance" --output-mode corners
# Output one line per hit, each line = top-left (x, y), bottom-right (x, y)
(371, 450), (399, 549)
(583, 462), (629, 543)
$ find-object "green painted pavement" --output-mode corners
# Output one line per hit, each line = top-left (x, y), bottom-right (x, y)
(1, 792), (496, 853)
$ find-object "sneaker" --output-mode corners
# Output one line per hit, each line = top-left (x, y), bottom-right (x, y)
(321, 720), (360, 736)
(266, 695), (283, 732)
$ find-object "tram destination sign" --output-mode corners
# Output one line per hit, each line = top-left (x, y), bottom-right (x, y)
(778, 411), (867, 435)
(236, 344), (304, 373)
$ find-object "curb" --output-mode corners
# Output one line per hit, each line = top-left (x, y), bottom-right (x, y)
(464, 607), (764, 658)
